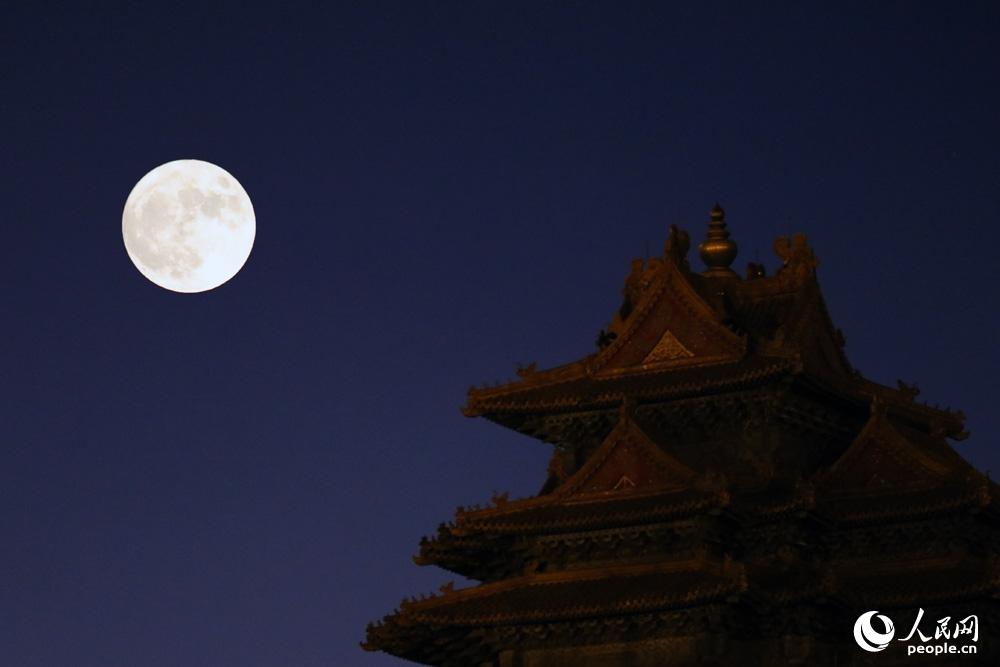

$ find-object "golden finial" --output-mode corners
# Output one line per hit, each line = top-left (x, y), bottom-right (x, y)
(698, 203), (738, 277)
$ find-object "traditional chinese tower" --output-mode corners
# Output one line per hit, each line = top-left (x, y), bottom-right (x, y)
(364, 205), (999, 665)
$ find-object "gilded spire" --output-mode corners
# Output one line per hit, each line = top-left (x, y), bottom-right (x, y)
(698, 203), (738, 277)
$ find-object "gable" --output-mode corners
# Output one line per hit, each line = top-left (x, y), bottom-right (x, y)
(819, 406), (958, 495)
(555, 410), (696, 498)
(591, 259), (745, 376)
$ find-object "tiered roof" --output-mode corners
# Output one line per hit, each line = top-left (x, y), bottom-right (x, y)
(463, 212), (964, 441)
(364, 205), (994, 666)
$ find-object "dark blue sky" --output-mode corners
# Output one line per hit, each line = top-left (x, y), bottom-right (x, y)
(2, 2), (998, 665)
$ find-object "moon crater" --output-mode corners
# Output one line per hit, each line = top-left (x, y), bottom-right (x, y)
(123, 160), (255, 293)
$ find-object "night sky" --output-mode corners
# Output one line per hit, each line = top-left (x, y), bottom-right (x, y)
(3, 3), (999, 665)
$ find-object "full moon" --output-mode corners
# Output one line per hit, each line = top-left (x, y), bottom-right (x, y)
(122, 159), (255, 293)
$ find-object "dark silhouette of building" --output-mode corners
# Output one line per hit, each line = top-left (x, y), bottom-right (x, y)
(364, 205), (998, 665)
